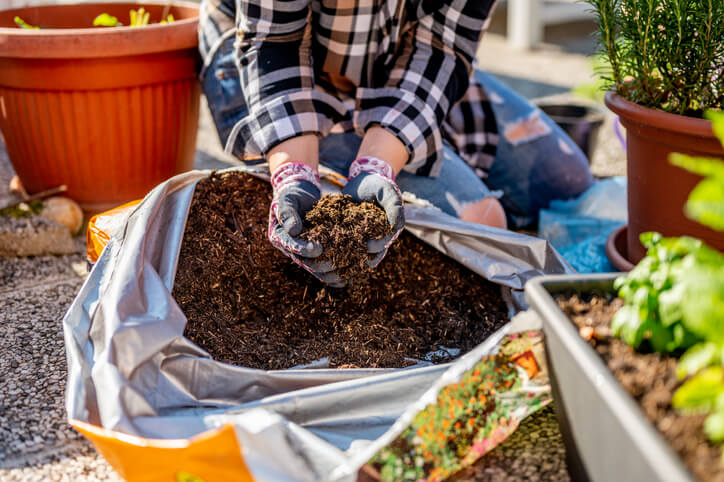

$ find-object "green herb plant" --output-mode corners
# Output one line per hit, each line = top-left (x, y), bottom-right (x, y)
(14, 8), (174, 30)
(93, 9), (175, 28)
(613, 111), (724, 456)
(0, 200), (44, 218)
(92, 13), (121, 27)
(14, 16), (39, 29)
(586, 0), (724, 116)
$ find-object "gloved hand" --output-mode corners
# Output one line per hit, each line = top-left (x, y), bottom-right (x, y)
(268, 162), (346, 287)
(342, 156), (405, 268)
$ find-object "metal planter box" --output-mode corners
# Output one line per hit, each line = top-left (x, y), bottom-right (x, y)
(525, 274), (694, 482)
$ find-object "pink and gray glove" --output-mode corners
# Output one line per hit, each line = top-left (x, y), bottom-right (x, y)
(268, 162), (345, 287)
(342, 156), (405, 268)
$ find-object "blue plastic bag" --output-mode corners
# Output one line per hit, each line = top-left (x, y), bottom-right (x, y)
(538, 177), (626, 273)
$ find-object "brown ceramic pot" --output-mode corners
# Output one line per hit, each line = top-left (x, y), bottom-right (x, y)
(605, 92), (724, 263)
(0, 2), (200, 213)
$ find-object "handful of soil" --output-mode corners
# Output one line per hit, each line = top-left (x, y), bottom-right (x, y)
(173, 172), (508, 370)
(300, 194), (391, 280)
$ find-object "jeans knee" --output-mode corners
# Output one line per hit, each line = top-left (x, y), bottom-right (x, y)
(459, 197), (507, 229)
(554, 142), (594, 197)
(529, 141), (593, 212)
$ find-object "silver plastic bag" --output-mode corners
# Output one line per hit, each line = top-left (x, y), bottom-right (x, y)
(64, 166), (571, 481)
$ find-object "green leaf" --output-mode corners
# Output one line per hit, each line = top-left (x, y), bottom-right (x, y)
(649, 322), (674, 353)
(662, 236), (704, 259)
(673, 367), (724, 413)
(613, 274), (628, 291)
(93, 13), (119, 27)
(624, 256), (658, 285)
(640, 232), (663, 249)
(679, 265), (724, 342)
(658, 283), (684, 327)
(670, 153), (724, 180)
(612, 304), (647, 349)
(684, 177), (724, 232)
(705, 411), (724, 442)
(633, 285), (653, 307)
(670, 323), (698, 353)
(611, 304), (635, 338)
(677, 342), (720, 379)
(14, 16), (39, 29)
(705, 111), (724, 150)
(670, 120), (724, 232)
(652, 264), (674, 290)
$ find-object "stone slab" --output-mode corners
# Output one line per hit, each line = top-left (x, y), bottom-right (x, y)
(0, 216), (79, 258)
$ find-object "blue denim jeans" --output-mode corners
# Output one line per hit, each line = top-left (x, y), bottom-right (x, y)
(202, 37), (594, 228)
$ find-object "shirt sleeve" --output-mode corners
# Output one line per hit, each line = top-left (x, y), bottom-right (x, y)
(354, 0), (496, 176)
(229, 0), (346, 158)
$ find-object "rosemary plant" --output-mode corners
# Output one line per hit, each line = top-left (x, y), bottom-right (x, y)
(587, 0), (724, 117)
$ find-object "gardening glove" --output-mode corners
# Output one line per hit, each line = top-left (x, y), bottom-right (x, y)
(342, 156), (405, 268)
(269, 162), (346, 287)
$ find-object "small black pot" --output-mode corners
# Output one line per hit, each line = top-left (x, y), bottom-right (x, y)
(538, 103), (605, 159)
(525, 274), (694, 482)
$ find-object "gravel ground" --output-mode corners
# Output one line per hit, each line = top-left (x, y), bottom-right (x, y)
(1, 445), (121, 482)
(0, 273), (120, 480)
(0, 148), (117, 479)
(0, 253), (85, 294)
(0, 282), (82, 462)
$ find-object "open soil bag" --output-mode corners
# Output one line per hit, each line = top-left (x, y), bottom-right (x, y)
(65, 166), (571, 481)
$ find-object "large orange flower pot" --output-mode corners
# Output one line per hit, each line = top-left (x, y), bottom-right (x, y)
(0, 2), (200, 213)
(605, 92), (724, 263)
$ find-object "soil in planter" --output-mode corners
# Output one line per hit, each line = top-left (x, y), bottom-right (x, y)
(300, 194), (391, 280)
(556, 293), (724, 482)
(173, 171), (508, 370)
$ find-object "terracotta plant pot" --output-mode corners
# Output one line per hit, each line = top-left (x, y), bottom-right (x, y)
(605, 92), (724, 263)
(0, 2), (200, 213)
(605, 225), (634, 272)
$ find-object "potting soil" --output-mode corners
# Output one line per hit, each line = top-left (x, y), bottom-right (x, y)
(557, 293), (724, 482)
(300, 193), (391, 280)
(173, 172), (508, 370)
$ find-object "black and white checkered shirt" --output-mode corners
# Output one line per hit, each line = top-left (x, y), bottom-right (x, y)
(200, 0), (499, 178)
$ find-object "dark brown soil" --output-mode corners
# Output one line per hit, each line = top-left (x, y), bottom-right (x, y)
(172, 171), (508, 370)
(557, 293), (724, 482)
(300, 194), (391, 280)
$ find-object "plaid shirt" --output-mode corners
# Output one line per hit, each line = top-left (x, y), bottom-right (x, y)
(200, 0), (499, 178)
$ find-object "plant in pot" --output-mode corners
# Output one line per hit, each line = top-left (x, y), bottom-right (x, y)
(526, 112), (724, 481)
(0, 2), (200, 213)
(586, 0), (724, 266)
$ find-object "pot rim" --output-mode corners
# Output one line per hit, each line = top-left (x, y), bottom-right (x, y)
(605, 225), (634, 272)
(605, 91), (715, 139)
(0, 1), (199, 59)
